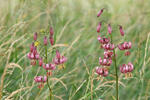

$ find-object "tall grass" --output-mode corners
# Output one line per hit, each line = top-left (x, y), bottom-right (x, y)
(0, 0), (150, 99)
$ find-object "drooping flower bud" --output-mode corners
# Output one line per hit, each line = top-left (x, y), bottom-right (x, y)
(49, 36), (54, 46)
(30, 43), (34, 52)
(108, 24), (112, 34)
(39, 58), (43, 66)
(44, 36), (48, 45)
(97, 22), (102, 33)
(97, 8), (104, 17)
(50, 27), (54, 36)
(34, 32), (38, 41)
(119, 25), (124, 36)
(33, 47), (37, 55)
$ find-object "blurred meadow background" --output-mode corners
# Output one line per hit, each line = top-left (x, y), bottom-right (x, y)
(0, 0), (150, 100)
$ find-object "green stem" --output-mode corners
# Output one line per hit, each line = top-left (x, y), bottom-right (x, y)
(45, 45), (53, 100)
(110, 34), (119, 100)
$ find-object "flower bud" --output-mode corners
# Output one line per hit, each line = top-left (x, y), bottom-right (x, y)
(97, 22), (102, 33)
(50, 27), (54, 36)
(44, 36), (48, 45)
(108, 24), (112, 34)
(33, 47), (37, 55)
(119, 25), (124, 36)
(50, 36), (54, 46)
(34, 32), (37, 41)
(97, 8), (104, 17)
(30, 43), (34, 52)
(39, 58), (43, 66)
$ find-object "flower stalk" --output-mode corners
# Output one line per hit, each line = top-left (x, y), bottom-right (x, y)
(45, 44), (53, 100)
(27, 27), (67, 100)
(110, 34), (119, 100)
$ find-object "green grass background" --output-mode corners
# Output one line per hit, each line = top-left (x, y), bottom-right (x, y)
(0, 0), (150, 100)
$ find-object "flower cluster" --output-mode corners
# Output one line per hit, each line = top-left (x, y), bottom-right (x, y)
(95, 8), (134, 77)
(96, 67), (108, 77)
(27, 43), (39, 65)
(97, 35), (110, 44)
(118, 42), (132, 56)
(120, 62), (134, 73)
(101, 43), (115, 50)
(104, 51), (113, 59)
(96, 11), (114, 77)
(118, 42), (132, 50)
(34, 76), (47, 83)
(53, 50), (67, 65)
(43, 63), (56, 70)
(27, 27), (67, 88)
(99, 57), (112, 66)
